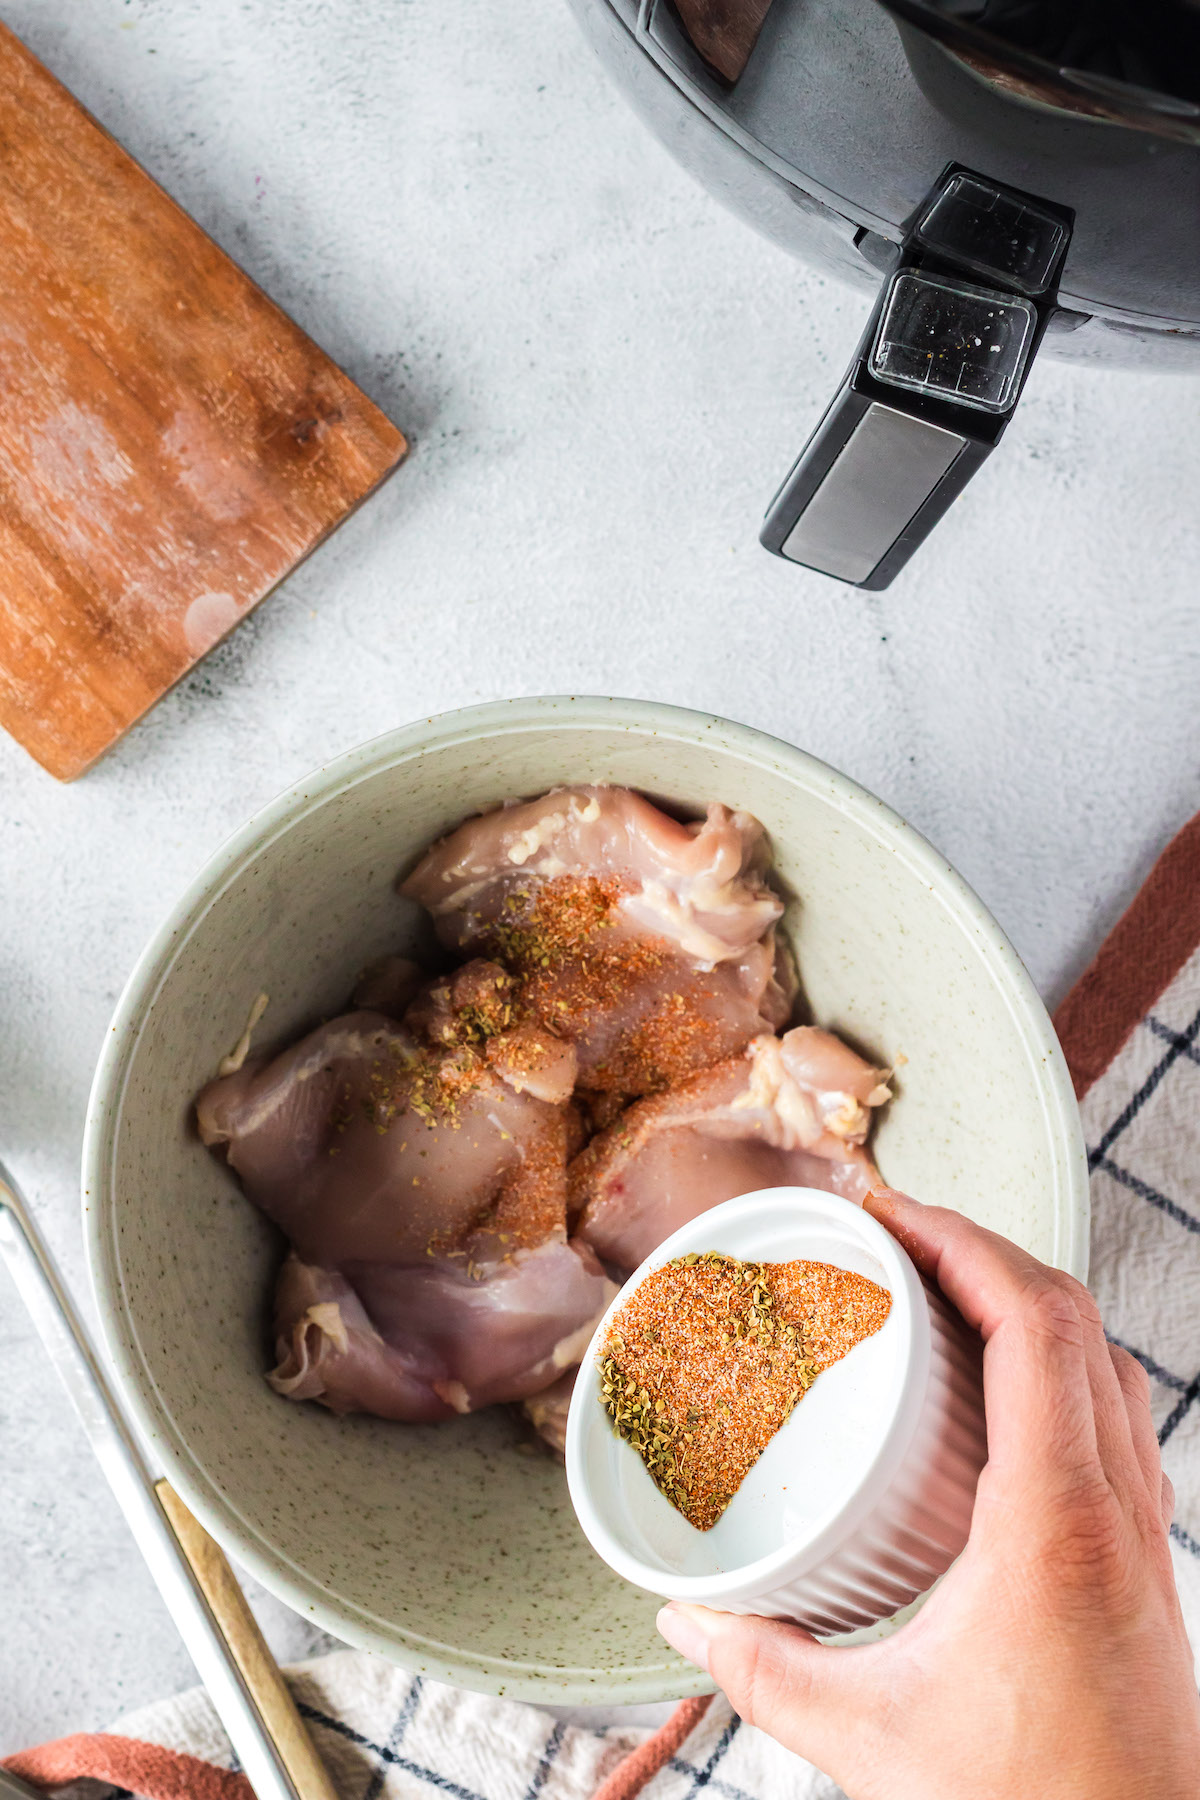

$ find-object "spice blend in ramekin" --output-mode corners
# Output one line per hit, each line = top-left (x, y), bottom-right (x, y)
(598, 1251), (891, 1530)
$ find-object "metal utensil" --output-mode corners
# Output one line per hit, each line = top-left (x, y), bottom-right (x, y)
(0, 1161), (339, 1800)
(0, 1765), (45, 1800)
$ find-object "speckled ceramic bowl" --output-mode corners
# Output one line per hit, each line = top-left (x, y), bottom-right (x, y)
(84, 696), (1087, 1704)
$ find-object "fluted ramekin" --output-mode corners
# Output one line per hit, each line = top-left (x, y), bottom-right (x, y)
(567, 1187), (987, 1635)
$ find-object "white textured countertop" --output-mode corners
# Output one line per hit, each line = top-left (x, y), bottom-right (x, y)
(2, 0), (1199, 1755)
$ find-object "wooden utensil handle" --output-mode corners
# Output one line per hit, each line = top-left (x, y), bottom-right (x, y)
(155, 1481), (340, 1800)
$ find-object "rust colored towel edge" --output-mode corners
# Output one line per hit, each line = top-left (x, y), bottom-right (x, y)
(1054, 809), (1200, 1100)
(591, 1694), (715, 1800)
(3, 1731), (254, 1800)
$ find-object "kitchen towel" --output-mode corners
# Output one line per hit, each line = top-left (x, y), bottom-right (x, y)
(6, 809), (1200, 1800)
(1053, 807), (1200, 1652)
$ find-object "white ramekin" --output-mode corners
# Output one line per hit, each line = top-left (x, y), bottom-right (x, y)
(567, 1187), (987, 1635)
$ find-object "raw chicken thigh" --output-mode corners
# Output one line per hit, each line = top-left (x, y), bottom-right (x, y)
(269, 1242), (614, 1422)
(268, 1254), (452, 1424)
(572, 1027), (892, 1273)
(196, 1007), (573, 1264)
(196, 976), (612, 1422)
(403, 784), (783, 960)
(402, 786), (795, 1093)
(406, 960), (577, 1103)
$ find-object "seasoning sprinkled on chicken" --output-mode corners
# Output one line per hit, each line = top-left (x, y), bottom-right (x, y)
(195, 784), (892, 1444)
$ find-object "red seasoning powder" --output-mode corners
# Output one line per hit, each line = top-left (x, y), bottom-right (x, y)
(599, 1251), (892, 1530)
(482, 874), (734, 1094)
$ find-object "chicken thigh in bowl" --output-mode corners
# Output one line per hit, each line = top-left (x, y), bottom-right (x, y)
(194, 784), (891, 1446)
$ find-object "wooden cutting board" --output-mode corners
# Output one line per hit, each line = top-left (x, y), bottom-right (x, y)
(0, 23), (406, 781)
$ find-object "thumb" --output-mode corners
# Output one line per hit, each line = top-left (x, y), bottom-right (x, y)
(656, 1603), (868, 1756)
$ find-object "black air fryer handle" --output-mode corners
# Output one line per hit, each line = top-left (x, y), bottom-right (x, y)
(761, 169), (1070, 589)
(760, 376), (990, 591)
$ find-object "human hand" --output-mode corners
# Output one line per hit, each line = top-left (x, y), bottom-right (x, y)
(656, 1188), (1200, 1800)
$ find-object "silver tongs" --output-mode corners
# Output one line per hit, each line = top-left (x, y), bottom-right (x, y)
(0, 1161), (339, 1800)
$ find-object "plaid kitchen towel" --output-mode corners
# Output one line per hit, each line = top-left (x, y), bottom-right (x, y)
(1053, 808), (1200, 1647)
(6, 811), (1200, 1800)
(1, 1653), (821, 1800)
